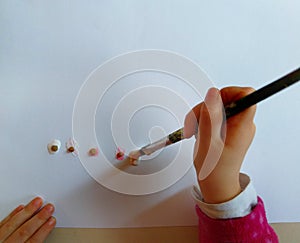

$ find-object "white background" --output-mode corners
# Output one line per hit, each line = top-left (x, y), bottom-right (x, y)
(0, 0), (299, 227)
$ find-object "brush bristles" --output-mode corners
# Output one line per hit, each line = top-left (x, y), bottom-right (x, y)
(128, 150), (142, 166)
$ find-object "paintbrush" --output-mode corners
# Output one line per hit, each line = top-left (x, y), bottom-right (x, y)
(128, 67), (300, 165)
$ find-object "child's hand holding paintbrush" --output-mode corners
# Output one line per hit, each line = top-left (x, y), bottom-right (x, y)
(185, 86), (256, 203)
(126, 68), (300, 241)
(187, 86), (278, 242)
(128, 85), (280, 241)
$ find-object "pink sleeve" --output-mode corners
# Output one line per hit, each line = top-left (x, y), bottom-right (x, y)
(196, 197), (279, 242)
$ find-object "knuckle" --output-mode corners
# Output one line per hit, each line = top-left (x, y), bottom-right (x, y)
(3, 222), (15, 234)
(246, 86), (255, 91)
(17, 227), (31, 239)
(36, 213), (46, 221)
(243, 87), (256, 95)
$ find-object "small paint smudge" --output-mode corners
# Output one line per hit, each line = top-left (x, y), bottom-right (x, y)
(115, 147), (125, 160)
(47, 139), (61, 154)
(66, 138), (79, 156)
(67, 146), (75, 153)
(89, 148), (99, 156)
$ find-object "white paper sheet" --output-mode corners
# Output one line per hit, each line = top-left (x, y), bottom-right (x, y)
(0, 0), (299, 227)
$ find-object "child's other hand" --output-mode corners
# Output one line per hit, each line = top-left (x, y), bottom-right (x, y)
(184, 87), (256, 203)
(0, 197), (56, 242)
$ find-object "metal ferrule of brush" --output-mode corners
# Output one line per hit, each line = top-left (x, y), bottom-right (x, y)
(140, 128), (184, 156)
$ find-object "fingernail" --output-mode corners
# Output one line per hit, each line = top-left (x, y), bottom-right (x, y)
(46, 204), (55, 214)
(205, 88), (219, 102)
(15, 205), (25, 212)
(48, 217), (56, 226)
(33, 197), (43, 207)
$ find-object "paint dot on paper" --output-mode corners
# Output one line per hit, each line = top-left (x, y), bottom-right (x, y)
(66, 138), (79, 156)
(68, 147), (75, 152)
(89, 148), (99, 156)
(47, 139), (61, 154)
(115, 147), (125, 160)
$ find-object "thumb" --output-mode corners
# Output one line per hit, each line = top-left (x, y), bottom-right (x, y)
(199, 87), (224, 143)
(197, 87), (226, 180)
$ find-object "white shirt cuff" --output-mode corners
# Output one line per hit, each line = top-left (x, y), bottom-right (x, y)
(192, 173), (257, 219)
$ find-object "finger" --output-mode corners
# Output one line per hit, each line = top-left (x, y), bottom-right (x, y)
(0, 205), (24, 228)
(221, 86), (256, 125)
(200, 87), (224, 143)
(27, 217), (56, 243)
(220, 86), (255, 103)
(0, 197), (43, 241)
(193, 88), (223, 175)
(5, 204), (55, 243)
(184, 102), (203, 138)
(185, 86), (256, 140)
(197, 88), (225, 180)
(220, 87), (256, 147)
